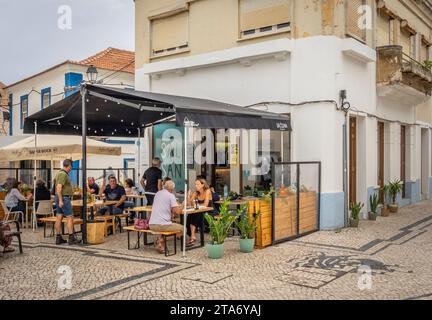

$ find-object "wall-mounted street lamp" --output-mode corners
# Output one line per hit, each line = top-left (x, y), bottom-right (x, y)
(86, 64), (98, 84)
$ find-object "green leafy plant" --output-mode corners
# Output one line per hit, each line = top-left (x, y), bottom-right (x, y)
(204, 199), (237, 245)
(350, 202), (364, 220)
(235, 203), (260, 240)
(261, 187), (275, 202)
(424, 60), (432, 70)
(388, 179), (403, 204)
(369, 193), (379, 213)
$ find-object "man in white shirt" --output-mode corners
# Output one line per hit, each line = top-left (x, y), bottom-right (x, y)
(149, 180), (184, 253)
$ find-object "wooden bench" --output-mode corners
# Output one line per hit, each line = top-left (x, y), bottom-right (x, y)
(123, 226), (181, 257)
(114, 213), (130, 233)
(39, 216), (83, 238)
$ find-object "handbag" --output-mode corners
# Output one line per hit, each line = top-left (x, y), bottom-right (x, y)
(134, 218), (149, 230)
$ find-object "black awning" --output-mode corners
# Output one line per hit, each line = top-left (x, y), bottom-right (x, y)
(23, 84), (291, 136)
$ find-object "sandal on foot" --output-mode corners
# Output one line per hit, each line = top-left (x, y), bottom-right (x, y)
(3, 247), (15, 253)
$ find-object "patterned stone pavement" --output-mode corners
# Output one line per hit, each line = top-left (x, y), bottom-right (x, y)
(1, 200), (432, 300)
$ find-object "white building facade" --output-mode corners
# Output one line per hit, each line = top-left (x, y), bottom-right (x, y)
(135, 0), (432, 230)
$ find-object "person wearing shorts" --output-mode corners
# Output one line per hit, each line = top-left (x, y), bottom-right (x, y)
(54, 159), (79, 245)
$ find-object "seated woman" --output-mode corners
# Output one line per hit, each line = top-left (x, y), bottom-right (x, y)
(123, 179), (137, 211)
(5, 181), (30, 222)
(186, 178), (213, 246)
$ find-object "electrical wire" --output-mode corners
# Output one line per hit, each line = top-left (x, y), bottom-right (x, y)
(99, 59), (135, 83)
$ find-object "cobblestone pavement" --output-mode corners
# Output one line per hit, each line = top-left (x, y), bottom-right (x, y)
(1, 200), (432, 300)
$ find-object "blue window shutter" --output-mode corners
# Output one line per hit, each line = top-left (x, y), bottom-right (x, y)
(8, 93), (13, 135)
(65, 73), (83, 97)
(41, 87), (51, 110)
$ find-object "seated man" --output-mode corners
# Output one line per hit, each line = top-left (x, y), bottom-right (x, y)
(149, 180), (184, 254)
(87, 177), (100, 196)
(98, 176), (126, 215)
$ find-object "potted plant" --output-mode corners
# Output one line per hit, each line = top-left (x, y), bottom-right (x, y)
(243, 185), (253, 197)
(235, 203), (260, 253)
(369, 193), (378, 221)
(388, 179), (403, 213)
(204, 199), (237, 259)
(349, 202), (363, 228)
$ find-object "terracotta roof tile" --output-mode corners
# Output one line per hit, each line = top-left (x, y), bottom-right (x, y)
(78, 47), (135, 74)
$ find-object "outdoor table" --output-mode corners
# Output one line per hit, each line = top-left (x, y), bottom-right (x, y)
(126, 206), (152, 219)
(126, 194), (147, 206)
(179, 207), (214, 250)
(125, 206), (213, 250)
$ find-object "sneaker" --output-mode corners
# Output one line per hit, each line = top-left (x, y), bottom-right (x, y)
(56, 235), (67, 245)
(68, 234), (80, 245)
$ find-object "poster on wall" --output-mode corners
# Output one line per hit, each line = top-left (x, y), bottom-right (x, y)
(153, 124), (184, 192)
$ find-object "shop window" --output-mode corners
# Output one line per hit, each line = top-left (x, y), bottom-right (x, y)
(239, 0), (292, 38)
(151, 11), (189, 57)
(346, 0), (366, 42)
(242, 130), (290, 195)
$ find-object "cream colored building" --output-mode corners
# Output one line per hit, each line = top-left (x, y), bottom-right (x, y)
(135, 0), (432, 229)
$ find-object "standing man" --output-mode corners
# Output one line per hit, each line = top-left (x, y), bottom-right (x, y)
(140, 158), (162, 205)
(54, 159), (79, 245)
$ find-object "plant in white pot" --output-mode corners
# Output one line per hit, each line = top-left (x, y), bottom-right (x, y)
(349, 202), (363, 228)
(388, 179), (403, 213)
(235, 203), (260, 253)
(204, 199), (236, 259)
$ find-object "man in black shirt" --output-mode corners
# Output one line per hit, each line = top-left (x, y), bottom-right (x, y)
(87, 177), (100, 195)
(98, 176), (126, 215)
(140, 158), (162, 205)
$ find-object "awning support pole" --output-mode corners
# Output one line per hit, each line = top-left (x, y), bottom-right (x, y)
(32, 121), (37, 231)
(182, 125), (188, 258)
(81, 85), (88, 244)
(137, 128), (141, 187)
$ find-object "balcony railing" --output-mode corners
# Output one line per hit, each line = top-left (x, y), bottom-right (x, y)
(376, 45), (432, 96)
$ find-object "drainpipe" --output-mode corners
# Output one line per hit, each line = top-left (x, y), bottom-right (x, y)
(340, 91), (351, 228)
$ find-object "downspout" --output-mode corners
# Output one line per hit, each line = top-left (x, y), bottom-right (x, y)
(341, 93), (351, 228)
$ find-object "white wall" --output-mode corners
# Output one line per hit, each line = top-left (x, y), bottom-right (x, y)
(136, 36), (376, 197)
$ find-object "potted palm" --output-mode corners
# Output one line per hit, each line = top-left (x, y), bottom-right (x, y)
(369, 194), (378, 221)
(380, 184), (390, 217)
(388, 179), (403, 213)
(204, 199), (237, 259)
(235, 203), (260, 253)
(349, 202), (363, 228)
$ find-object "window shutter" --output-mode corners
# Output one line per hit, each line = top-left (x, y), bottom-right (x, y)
(376, 11), (390, 46)
(151, 11), (188, 53)
(420, 44), (429, 63)
(240, 0), (291, 32)
(400, 29), (411, 57)
(346, 0), (366, 41)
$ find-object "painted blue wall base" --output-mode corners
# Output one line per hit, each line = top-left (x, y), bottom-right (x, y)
(320, 192), (345, 230)
(405, 179), (421, 205)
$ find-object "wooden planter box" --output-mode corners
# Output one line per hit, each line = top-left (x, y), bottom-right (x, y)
(246, 191), (318, 247)
(247, 199), (272, 249)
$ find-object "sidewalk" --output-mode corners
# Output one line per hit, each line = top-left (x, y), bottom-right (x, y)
(1, 200), (432, 300)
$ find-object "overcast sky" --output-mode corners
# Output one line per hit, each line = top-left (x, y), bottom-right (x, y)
(0, 0), (134, 85)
